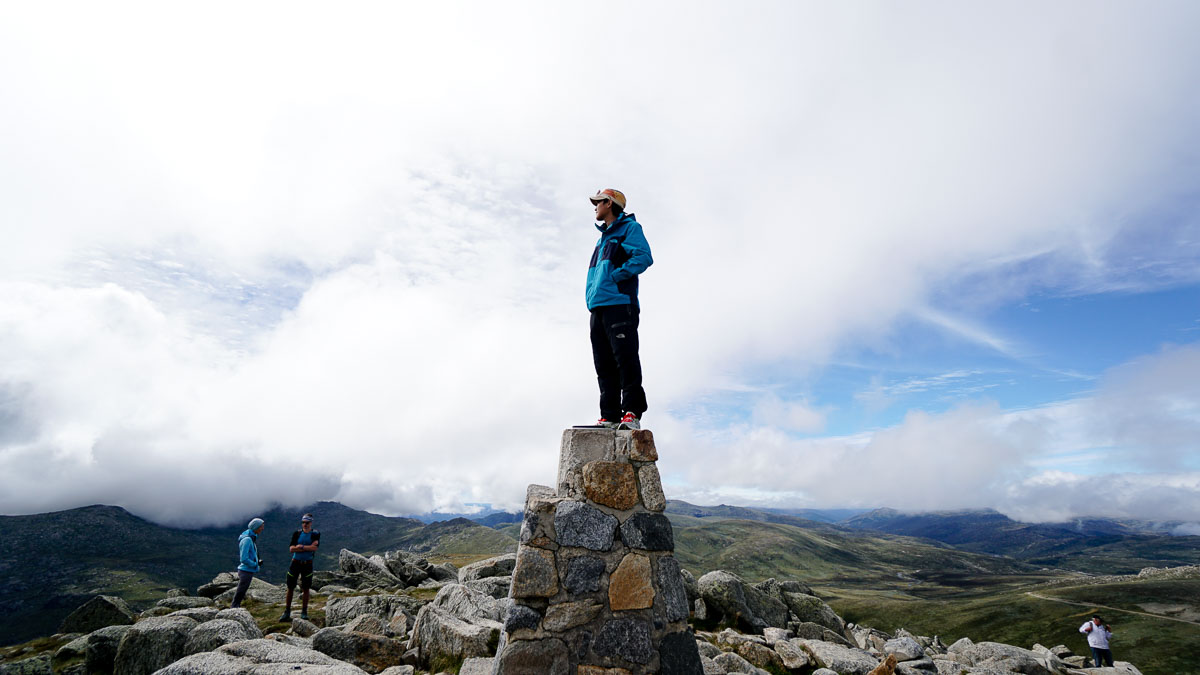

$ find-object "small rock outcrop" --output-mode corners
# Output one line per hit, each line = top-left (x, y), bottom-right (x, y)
(183, 619), (258, 655)
(407, 583), (505, 669)
(214, 576), (285, 605)
(458, 554), (516, 582)
(492, 428), (704, 674)
(85, 624), (133, 675)
(324, 594), (421, 629)
(112, 614), (199, 675)
(58, 595), (136, 634)
(158, 639), (362, 674)
(312, 628), (407, 674)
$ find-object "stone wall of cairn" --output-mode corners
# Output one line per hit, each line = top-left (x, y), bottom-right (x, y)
(492, 428), (703, 675)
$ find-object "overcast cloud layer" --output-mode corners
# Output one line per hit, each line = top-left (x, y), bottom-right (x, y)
(3, 2), (1200, 527)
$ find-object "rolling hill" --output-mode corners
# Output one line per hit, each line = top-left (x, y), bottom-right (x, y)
(840, 507), (1199, 573)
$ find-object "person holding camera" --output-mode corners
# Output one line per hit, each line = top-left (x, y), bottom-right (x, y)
(1079, 614), (1114, 667)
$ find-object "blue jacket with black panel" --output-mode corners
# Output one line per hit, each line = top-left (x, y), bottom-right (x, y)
(586, 213), (653, 310)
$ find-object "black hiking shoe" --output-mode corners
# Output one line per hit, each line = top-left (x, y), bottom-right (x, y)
(278, 610), (292, 622)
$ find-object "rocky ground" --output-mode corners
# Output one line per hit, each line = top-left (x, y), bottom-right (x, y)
(1036, 565), (1200, 589)
(0, 548), (1146, 675)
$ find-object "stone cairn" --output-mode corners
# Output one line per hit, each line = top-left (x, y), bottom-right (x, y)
(492, 428), (704, 675)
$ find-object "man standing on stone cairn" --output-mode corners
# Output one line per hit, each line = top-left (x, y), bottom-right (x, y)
(279, 512), (320, 622)
(586, 188), (653, 430)
(230, 517), (264, 609)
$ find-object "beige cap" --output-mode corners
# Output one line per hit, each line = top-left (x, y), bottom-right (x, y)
(589, 188), (626, 210)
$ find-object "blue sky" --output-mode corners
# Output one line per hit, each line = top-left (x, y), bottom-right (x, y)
(2, 2), (1199, 527)
(816, 284), (1200, 438)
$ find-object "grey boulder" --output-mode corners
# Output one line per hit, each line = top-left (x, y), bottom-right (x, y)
(427, 562), (459, 583)
(711, 650), (767, 674)
(698, 570), (788, 632)
(216, 608), (264, 639)
(185, 618), (258, 655)
(339, 549), (403, 588)
(405, 595), (499, 662)
(157, 596), (216, 610)
(324, 594), (418, 627)
(464, 576), (512, 600)
(458, 657), (495, 675)
(457, 554), (517, 582)
(169, 608), (220, 623)
(382, 551), (431, 587)
(215, 577), (286, 605)
(196, 572), (241, 598)
(113, 614), (199, 675)
(312, 628), (407, 674)
(344, 615), (389, 636)
(793, 638), (879, 675)
(884, 636), (926, 662)
(85, 624), (133, 675)
(955, 642), (1057, 675)
(52, 635), (90, 673)
(59, 595), (136, 634)
(158, 638), (364, 674)
(425, 583), (506, 624)
(782, 593), (843, 632)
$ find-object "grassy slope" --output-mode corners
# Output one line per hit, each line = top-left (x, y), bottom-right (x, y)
(670, 516), (1032, 585)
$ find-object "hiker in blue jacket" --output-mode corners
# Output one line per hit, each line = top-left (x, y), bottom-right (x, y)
(230, 517), (264, 608)
(586, 188), (653, 430)
(279, 513), (320, 622)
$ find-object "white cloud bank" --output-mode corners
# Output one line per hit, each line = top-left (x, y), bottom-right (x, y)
(2, 3), (1199, 525)
(660, 344), (1200, 523)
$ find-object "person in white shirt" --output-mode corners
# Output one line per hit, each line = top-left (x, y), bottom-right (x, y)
(1079, 614), (1114, 667)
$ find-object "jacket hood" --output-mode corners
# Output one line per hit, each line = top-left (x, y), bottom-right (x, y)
(238, 529), (256, 542)
(595, 212), (635, 234)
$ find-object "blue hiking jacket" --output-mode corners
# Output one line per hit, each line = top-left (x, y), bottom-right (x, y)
(237, 529), (260, 573)
(586, 213), (653, 310)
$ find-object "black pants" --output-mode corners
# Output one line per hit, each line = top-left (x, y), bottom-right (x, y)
(1091, 647), (1113, 667)
(230, 570), (254, 608)
(286, 559), (314, 590)
(590, 304), (647, 420)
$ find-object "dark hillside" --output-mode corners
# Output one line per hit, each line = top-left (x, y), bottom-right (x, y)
(0, 505), (228, 645)
(0, 502), (498, 646)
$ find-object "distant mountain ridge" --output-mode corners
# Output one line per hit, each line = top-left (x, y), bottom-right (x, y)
(836, 506), (1199, 572)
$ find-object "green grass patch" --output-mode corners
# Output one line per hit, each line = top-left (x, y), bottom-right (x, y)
(427, 653), (464, 674)
(0, 634), (74, 664)
(402, 587), (443, 602)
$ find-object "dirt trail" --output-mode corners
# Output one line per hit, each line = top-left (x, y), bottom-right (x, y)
(1025, 592), (1200, 627)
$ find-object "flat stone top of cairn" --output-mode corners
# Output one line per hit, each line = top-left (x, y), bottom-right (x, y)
(557, 427), (658, 501)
